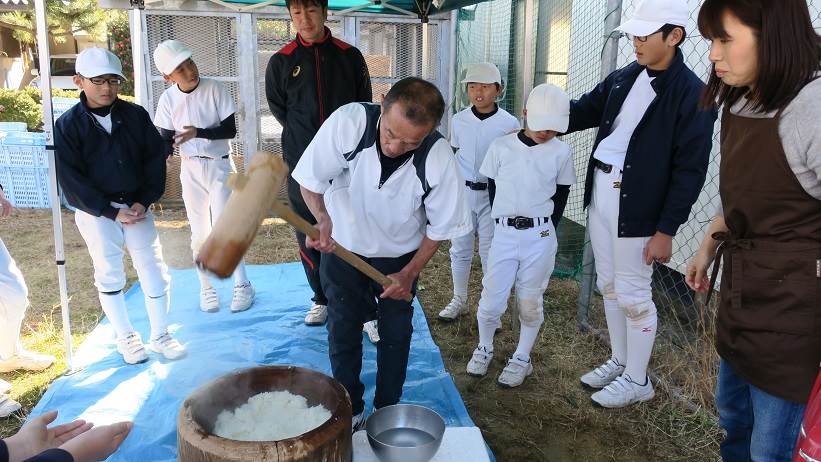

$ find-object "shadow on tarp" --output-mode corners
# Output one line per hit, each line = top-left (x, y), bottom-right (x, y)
(29, 263), (487, 461)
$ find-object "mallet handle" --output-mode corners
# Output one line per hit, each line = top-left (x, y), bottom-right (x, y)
(271, 200), (395, 288)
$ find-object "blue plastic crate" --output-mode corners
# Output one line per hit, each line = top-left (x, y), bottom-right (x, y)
(1, 131), (47, 146)
(0, 166), (50, 208)
(0, 122), (28, 132)
(0, 145), (48, 168)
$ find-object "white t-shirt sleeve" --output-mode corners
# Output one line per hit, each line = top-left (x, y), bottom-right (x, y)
(213, 80), (237, 121)
(557, 144), (577, 185)
(153, 92), (174, 130)
(292, 103), (365, 194)
(423, 139), (472, 241)
(478, 139), (501, 179)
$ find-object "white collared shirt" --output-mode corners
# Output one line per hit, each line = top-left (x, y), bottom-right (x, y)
(293, 103), (472, 258)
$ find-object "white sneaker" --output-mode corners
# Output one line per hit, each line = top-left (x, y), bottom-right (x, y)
(304, 304), (328, 325)
(363, 320), (380, 344)
(0, 349), (55, 373)
(0, 395), (21, 418)
(231, 283), (255, 313)
(438, 297), (468, 321)
(0, 379), (11, 394)
(591, 374), (655, 408)
(116, 332), (148, 365)
(352, 411), (366, 432)
(466, 346), (493, 377)
(497, 356), (533, 388)
(148, 332), (187, 360)
(580, 358), (625, 389)
(200, 287), (219, 313)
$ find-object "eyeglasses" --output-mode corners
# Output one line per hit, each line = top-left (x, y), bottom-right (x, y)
(82, 75), (123, 86)
(623, 28), (663, 42)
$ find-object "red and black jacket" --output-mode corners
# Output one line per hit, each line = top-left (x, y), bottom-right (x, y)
(265, 27), (372, 170)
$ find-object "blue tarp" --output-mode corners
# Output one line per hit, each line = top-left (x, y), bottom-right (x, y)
(29, 263), (478, 461)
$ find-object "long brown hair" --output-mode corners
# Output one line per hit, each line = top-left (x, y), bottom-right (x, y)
(697, 0), (821, 112)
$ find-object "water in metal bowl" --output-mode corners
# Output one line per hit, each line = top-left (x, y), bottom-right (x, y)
(365, 404), (445, 462)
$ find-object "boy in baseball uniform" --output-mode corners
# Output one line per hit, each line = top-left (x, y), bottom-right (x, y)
(466, 84), (575, 388)
(0, 185), (55, 417)
(567, 0), (714, 408)
(153, 40), (255, 314)
(55, 48), (186, 365)
(438, 62), (520, 322)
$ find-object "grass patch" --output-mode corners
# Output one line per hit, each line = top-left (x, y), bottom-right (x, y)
(1, 209), (721, 461)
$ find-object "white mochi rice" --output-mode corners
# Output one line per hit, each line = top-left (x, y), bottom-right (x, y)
(213, 390), (332, 441)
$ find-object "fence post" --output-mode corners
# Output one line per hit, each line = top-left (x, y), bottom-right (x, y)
(576, 0), (622, 330)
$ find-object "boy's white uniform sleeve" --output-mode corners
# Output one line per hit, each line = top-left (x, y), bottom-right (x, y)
(507, 116), (521, 133)
(423, 139), (472, 241)
(153, 92), (174, 131)
(292, 103), (366, 194)
(450, 115), (460, 149)
(478, 138), (501, 179)
(557, 144), (577, 185)
(214, 80), (237, 121)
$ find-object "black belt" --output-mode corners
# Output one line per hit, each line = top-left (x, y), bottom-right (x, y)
(495, 216), (550, 230)
(465, 180), (488, 191)
(189, 155), (230, 160)
(593, 159), (615, 173)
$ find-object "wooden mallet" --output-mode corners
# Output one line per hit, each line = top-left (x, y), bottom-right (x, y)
(195, 152), (396, 291)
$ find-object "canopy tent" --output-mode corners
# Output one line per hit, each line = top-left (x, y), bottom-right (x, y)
(32, 0), (486, 372)
(221, 0), (484, 20)
(134, 0), (488, 21)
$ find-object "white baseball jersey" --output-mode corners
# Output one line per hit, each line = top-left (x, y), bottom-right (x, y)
(293, 103), (472, 258)
(451, 106), (520, 182)
(480, 133), (576, 219)
(154, 77), (236, 158)
(592, 69), (656, 170)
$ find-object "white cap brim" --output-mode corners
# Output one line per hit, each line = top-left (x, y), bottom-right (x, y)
(460, 77), (498, 84)
(527, 113), (568, 133)
(79, 65), (127, 81)
(614, 18), (665, 37)
(158, 50), (193, 76)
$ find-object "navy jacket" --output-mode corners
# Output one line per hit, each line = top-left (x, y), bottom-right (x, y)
(566, 49), (717, 237)
(1, 439), (74, 462)
(55, 93), (166, 220)
(265, 27), (372, 171)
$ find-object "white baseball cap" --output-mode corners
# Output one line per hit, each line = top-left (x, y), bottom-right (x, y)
(525, 83), (569, 132)
(461, 62), (502, 85)
(75, 48), (126, 80)
(614, 0), (688, 37)
(153, 40), (193, 76)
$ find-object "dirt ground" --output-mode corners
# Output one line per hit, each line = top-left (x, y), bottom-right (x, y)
(0, 207), (720, 461)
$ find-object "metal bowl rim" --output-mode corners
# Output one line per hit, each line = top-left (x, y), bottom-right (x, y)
(365, 404), (445, 450)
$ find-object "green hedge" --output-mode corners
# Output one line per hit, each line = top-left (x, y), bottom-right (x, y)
(0, 88), (135, 130)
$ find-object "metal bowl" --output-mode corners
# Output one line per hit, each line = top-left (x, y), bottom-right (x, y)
(365, 404), (445, 462)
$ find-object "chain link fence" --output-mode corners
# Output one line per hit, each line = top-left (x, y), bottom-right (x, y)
(455, 0), (821, 409)
(141, 10), (448, 204)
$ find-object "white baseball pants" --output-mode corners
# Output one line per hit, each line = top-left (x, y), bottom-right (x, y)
(180, 157), (248, 287)
(476, 218), (557, 360)
(0, 238), (27, 359)
(588, 168), (657, 381)
(75, 206), (171, 340)
(449, 187), (494, 301)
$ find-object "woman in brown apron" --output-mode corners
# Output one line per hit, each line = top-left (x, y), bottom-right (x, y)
(686, 0), (821, 460)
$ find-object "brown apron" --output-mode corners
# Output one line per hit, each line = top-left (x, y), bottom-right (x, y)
(710, 109), (821, 404)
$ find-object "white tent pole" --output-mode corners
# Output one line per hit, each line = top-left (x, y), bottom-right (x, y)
(34, 0), (74, 372)
(129, 8), (147, 107)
